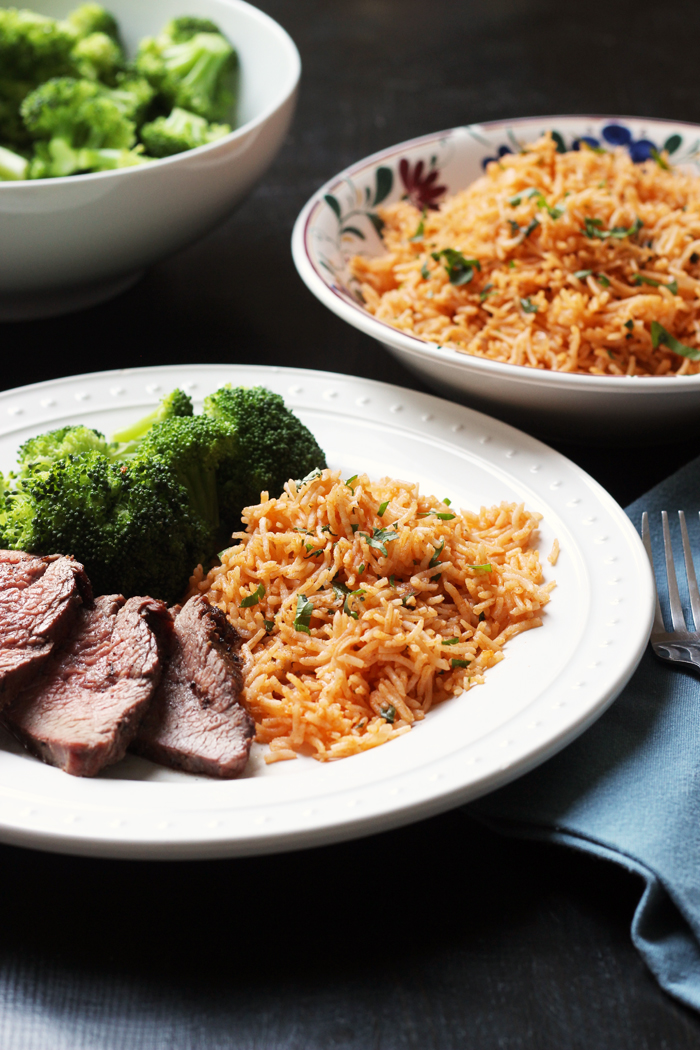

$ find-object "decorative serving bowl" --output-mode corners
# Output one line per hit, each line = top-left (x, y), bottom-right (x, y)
(292, 116), (700, 443)
(0, 0), (300, 321)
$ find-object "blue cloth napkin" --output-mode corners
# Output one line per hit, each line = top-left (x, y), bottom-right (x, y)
(470, 454), (700, 1012)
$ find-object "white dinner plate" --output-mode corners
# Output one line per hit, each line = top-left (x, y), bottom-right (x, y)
(0, 364), (653, 859)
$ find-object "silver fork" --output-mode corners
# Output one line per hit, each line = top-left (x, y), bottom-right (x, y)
(642, 510), (700, 671)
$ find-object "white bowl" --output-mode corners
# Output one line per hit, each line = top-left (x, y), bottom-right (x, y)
(0, 0), (300, 320)
(292, 115), (700, 443)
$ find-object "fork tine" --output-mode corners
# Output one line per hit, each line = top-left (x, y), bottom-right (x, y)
(642, 512), (666, 634)
(679, 511), (700, 630)
(662, 510), (687, 632)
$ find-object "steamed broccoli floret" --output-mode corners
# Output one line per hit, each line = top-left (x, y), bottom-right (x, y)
(0, 8), (77, 83)
(202, 385), (328, 522)
(111, 387), (194, 456)
(0, 450), (213, 604)
(17, 424), (111, 474)
(133, 415), (238, 532)
(20, 75), (148, 177)
(0, 143), (28, 180)
(0, 76), (34, 145)
(0, 386), (328, 603)
(71, 31), (124, 83)
(63, 3), (120, 42)
(136, 18), (237, 122)
(0, 393), (238, 602)
(165, 17), (223, 42)
(140, 106), (230, 157)
(108, 72), (156, 126)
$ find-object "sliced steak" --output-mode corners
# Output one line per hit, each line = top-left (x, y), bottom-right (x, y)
(132, 596), (254, 778)
(0, 550), (91, 707)
(3, 594), (172, 777)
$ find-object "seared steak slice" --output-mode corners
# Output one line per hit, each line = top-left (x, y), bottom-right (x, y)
(0, 550), (91, 706)
(132, 596), (254, 778)
(3, 594), (171, 777)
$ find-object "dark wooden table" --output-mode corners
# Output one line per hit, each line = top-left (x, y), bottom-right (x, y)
(3, 0), (700, 1046)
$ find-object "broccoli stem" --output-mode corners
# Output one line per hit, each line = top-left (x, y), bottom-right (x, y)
(180, 464), (219, 532)
(0, 144), (28, 180)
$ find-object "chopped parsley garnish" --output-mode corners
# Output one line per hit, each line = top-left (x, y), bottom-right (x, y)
(263, 619), (275, 633)
(581, 216), (643, 240)
(431, 248), (481, 286)
(345, 474), (358, 492)
(293, 594), (314, 634)
(624, 319), (634, 330)
(378, 500), (389, 516)
(373, 525), (400, 548)
(389, 575), (396, 588)
(451, 658), (471, 669)
(468, 564), (492, 574)
(420, 263), (430, 280)
(379, 704), (396, 723)
(358, 563), (365, 575)
(508, 220), (520, 235)
(429, 539), (445, 568)
(520, 297), (538, 314)
(597, 274), (611, 288)
(574, 269), (593, 280)
(351, 523), (359, 533)
(304, 547), (324, 559)
(443, 498), (452, 506)
(479, 283), (495, 301)
(357, 526), (399, 556)
(321, 524), (336, 535)
(526, 190), (563, 219)
(631, 274), (677, 294)
(508, 260), (516, 269)
(651, 148), (670, 171)
(650, 321), (700, 361)
(441, 637), (459, 645)
(401, 591), (416, 607)
(332, 581), (365, 618)
(521, 218), (540, 240)
(410, 209), (427, 241)
(240, 583), (265, 608)
(299, 467), (323, 487)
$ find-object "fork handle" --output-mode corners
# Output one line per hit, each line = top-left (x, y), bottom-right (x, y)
(653, 641), (700, 673)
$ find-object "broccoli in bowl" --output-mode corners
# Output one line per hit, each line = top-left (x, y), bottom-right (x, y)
(0, 4), (238, 179)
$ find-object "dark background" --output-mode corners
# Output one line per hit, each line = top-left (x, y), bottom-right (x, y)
(3, 0), (700, 1046)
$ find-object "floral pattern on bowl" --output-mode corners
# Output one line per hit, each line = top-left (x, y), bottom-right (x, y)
(302, 116), (700, 311)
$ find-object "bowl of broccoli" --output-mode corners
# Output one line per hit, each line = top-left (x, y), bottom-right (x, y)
(0, 0), (300, 320)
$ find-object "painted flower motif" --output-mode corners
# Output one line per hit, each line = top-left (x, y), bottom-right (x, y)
(600, 124), (657, 162)
(399, 158), (446, 209)
(572, 135), (601, 151)
(476, 123), (687, 173)
(481, 144), (513, 170)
